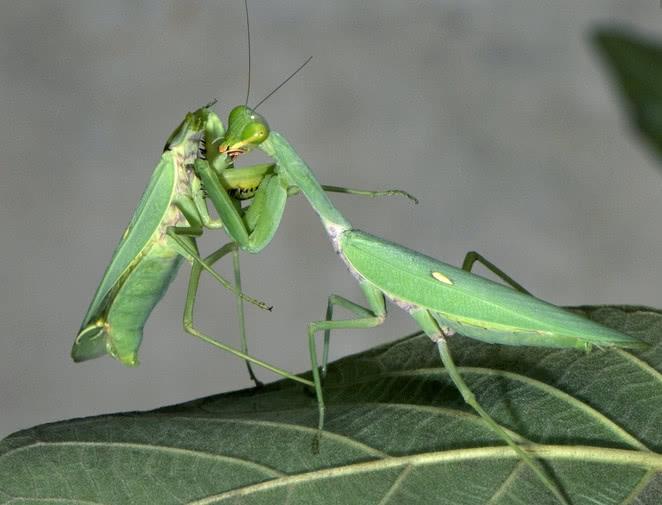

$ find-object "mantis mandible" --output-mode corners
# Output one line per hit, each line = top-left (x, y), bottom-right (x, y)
(217, 106), (646, 504)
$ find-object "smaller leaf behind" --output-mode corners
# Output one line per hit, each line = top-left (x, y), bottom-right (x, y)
(593, 27), (662, 162)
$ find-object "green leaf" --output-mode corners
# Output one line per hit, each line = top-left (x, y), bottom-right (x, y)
(593, 28), (662, 161)
(1, 305), (661, 504)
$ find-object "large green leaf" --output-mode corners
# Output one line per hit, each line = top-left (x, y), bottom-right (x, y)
(593, 28), (662, 161)
(1, 306), (661, 504)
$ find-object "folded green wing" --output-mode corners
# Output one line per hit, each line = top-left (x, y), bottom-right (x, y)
(73, 153), (177, 360)
(341, 230), (644, 349)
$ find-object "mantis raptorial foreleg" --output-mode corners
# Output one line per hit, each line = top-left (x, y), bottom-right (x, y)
(198, 155), (415, 385)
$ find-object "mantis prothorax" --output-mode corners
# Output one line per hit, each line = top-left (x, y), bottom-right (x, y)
(213, 105), (647, 505)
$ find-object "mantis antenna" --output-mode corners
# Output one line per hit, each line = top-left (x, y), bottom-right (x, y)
(253, 56), (313, 111)
(244, 0), (252, 106)
(243, 0), (311, 111)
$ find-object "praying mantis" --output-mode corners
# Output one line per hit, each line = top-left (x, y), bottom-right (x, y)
(214, 105), (646, 505)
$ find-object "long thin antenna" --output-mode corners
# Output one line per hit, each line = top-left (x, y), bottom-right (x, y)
(253, 56), (313, 110)
(244, 0), (251, 105)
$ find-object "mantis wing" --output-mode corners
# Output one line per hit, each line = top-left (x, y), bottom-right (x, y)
(341, 230), (645, 350)
(73, 153), (178, 360)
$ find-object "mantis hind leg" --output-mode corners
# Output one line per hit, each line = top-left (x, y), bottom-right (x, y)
(410, 309), (570, 505)
(182, 242), (313, 389)
(462, 251), (531, 294)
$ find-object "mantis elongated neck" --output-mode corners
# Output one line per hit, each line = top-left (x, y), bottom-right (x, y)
(261, 132), (352, 233)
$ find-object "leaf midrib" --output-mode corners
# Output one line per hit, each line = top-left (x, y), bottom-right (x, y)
(183, 445), (662, 505)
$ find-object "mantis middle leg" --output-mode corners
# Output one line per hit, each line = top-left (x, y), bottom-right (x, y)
(307, 281), (387, 433)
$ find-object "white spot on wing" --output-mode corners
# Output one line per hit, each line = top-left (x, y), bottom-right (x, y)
(432, 271), (454, 285)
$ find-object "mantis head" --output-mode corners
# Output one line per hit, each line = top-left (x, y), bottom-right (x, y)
(219, 105), (270, 158)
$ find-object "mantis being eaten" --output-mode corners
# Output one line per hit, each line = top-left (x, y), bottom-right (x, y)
(72, 103), (414, 377)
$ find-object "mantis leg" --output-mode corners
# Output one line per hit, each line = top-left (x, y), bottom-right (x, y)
(180, 186), (261, 386)
(191, 176), (224, 230)
(461, 251), (530, 294)
(308, 282), (386, 434)
(320, 295), (377, 378)
(166, 228), (271, 311)
(198, 158), (418, 253)
(195, 158), (287, 253)
(182, 241), (313, 388)
(288, 185), (419, 204)
(195, 162), (288, 385)
(231, 247), (263, 387)
(410, 309), (569, 505)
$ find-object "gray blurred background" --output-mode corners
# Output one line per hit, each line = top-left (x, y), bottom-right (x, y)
(1, 0), (661, 440)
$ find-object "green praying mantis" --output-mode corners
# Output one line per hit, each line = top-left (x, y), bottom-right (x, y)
(71, 3), (648, 503)
(216, 105), (646, 505)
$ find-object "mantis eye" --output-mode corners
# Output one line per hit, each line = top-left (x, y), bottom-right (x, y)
(221, 105), (270, 157)
(242, 117), (270, 145)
